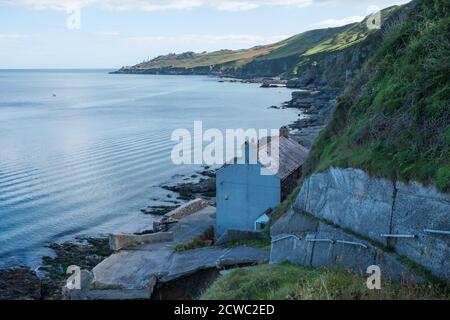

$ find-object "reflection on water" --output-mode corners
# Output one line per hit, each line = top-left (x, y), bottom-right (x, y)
(0, 70), (296, 268)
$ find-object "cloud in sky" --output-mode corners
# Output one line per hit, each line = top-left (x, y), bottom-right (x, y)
(126, 34), (290, 46)
(0, 33), (30, 40)
(0, 0), (314, 11)
(0, 0), (412, 11)
(310, 15), (364, 28)
(94, 31), (121, 36)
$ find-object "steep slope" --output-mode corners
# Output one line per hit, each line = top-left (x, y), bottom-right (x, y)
(302, 0), (450, 191)
(271, 0), (449, 282)
(113, 6), (400, 86)
(113, 26), (348, 77)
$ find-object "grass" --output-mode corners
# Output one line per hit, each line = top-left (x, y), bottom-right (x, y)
(174, 239), (212, 252)
(302, 0), (450, 192)
(125, 10), (391, 77)
(396, 255), (443, 285)
(136, 45), (280, 69)
(173, 226), (214, 252)
(201, 263), (449, 300)
(224, 238), (271, 250)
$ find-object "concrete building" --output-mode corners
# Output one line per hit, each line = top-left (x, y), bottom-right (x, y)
(216, 134), (309, 237)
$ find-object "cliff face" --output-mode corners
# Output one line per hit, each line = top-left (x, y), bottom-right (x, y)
(113, 7), (403, 90)
(273, 0), (449, 282)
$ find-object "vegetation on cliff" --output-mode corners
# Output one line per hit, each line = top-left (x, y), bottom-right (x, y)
(303, 0), (450, 191)
(115, 7), (400, 83)
(202, 263), (448, 300)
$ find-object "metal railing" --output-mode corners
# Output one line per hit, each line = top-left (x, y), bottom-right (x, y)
(423, 229), (450, 236)
(272, 234), (368, 249)
(380, 234), (416, 238)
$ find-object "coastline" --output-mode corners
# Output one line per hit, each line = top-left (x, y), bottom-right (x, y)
(0, 76), (338, 300)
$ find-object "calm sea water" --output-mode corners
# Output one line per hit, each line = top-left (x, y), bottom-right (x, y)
(0, 69), (296, 268)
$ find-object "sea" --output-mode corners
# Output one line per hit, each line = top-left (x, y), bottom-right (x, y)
(0, 69), (297, 268)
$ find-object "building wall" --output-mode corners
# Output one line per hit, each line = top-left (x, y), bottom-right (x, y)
(216, 163), (281, 237)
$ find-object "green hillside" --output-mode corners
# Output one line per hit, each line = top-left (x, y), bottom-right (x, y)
(134, 45), (280, 69)
(124, 26), (350, 72)
(303, 0), (450, 191)
(115, 5), (407, 89)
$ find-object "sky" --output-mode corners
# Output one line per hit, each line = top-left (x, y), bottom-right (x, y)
(0, 0), (410, 68)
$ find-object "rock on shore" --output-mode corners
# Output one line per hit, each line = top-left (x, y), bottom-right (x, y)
(286, 88), (340, 148)
(0, 267), (41, 300)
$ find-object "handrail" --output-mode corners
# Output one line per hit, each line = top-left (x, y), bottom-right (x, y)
(306, 238), (334, 243)
(271, 234), (301, 244)
(273, 235), (368, 249)
(335, 240), (368, 249)
(424, 229), (450, 236)
(380, 234), (416, 238)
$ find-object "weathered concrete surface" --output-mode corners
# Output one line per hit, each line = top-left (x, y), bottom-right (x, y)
(270, 209), (422, 282)
(165, 199), (208, 220)
(82, 205), (268, 299)
(296, 167), (393, 245)
(109, 232), (174, 251)
(88, 207), (216, 299)
(216, 246), (269, 268)
(293, 167), (450, 280)
(215, 229), (268, 246)
(92, 242), (173, 290)
(160, 246), (269, 282)
(161, 247), (225, 282)
(392, 181), (450, 279)
(171, 206), (216, 243)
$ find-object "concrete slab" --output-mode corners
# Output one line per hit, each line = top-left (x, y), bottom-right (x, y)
(92, 242), (172, 289)
(88, 206), (216, 298)
(84, 206), (268, 299)
(161, 246), (226, 282)
(160, 246), (269, 283)
(170, 206), (216, 243)
(218, 246), (270, 268)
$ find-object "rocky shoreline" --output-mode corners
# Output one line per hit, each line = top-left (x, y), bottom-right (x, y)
(0, 237), (113, 300)
(284, 88), (340, 148)
(0, 79), (337, 300)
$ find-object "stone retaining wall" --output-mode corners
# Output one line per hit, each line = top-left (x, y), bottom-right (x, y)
(270, 209), (422, 282)
(294, 167), (449, 280)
